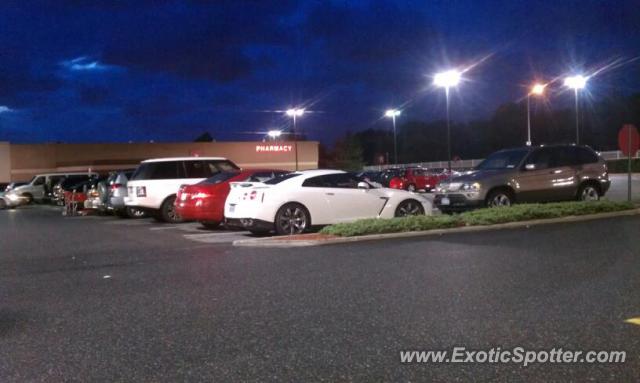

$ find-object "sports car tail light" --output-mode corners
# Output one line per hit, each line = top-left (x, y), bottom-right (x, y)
(110, 183), (123, 191)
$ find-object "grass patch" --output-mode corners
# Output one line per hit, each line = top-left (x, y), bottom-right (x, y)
(319, 200), (636, 237)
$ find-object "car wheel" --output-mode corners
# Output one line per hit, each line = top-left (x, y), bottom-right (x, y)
(407, 184), (416, 192)
(486, 189), (514, 208)
(160, 196), (182, 223)
(578, 183), (600, 201)
(275, 203), (310, 235)
(200, 221), (221, 230)
(126, 206), (146, 219)
(22, 193), (33, 204)
(395, 199), (425, 217)
(0, 199), (6, 209)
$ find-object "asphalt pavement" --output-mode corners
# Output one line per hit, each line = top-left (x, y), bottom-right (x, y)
(1, 205), (639, 381)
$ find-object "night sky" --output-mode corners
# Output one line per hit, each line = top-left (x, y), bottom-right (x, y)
(0, 0), (638, 145)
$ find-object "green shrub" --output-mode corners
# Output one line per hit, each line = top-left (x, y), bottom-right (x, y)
(319, 200), (635, 237)
(606, 159), (640, 173)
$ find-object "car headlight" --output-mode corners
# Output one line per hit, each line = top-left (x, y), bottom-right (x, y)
(461, 182), (481, 192)
(7, 193), (19, 201)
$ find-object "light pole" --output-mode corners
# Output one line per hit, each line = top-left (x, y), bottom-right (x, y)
(267, 130), (282, 141)
(527, 83), (546, 146)
(434, 69), (461, 174)
(384, 109), (401, 164)
(285, 108), (304, 170)
(564, 75), (587, 145)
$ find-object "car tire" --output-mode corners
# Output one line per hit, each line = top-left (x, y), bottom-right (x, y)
(274, 203), (310, 235)
(22, 193), (33, 204)
(200, 221), (221, 230)
(395, 199), (425, 217)
(486, 189), (514, 208)
(158, 195), (182, 223)
(160, 196), (182, 223)
(126, 206), (146, 219)
(0, 199), (6, 209)
(577, 183), (600, 201)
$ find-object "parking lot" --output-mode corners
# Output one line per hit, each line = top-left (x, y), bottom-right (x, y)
(0, 174), (639, 381)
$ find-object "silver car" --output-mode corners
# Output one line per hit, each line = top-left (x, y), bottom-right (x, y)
(434, 144), (611, 213)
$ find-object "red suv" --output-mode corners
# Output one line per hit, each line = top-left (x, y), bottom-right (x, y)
(175, 169), (287, 229)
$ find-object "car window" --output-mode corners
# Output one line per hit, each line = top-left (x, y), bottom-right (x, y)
(303, 173), (359, 188)
(576, 147), (599, 164)
(264, 173), (300, 184)
(184, 161), (209, 178)
(132, 162), (182, 180)
(477, 149), (529, 170)
(551, 147), (574, 167)
(246, 172), (276, 182)
(524, 148), (553, 170)
(201, 171), (240, 184)
(32, 176), (45, 186)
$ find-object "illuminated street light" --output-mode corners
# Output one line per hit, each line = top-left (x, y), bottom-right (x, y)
(267, 130), (282, 141)
(384, 109), (401, 164)
(285, 108), (305, 170)
(564, 75), (587, 144)
(433, 70), (462, 88)
(433, 69), (462, 174)
(526, 83), (546, 146)
(286, 108), (305, 117)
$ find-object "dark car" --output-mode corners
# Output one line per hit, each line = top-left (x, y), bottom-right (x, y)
(434, 144), (611, 213)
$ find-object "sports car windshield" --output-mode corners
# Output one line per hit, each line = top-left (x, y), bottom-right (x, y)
(476, 149), (529, 170)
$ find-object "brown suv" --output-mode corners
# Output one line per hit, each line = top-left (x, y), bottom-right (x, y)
(434, 144), (610, 213)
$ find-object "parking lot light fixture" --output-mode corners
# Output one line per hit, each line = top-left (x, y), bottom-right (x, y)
(433, 69), (462, 175)
(526, 83), (546, 146)
(285, 108), (305, 170)
(564, 75), (587, 144)
(267, 130), (282, 141)
(385, 109), (401, 164)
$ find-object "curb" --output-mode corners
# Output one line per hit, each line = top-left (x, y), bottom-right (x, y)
(233, 208), (640, 248)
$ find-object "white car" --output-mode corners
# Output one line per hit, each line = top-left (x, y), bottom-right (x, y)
(125, 157), (239, 223)
(224, 169), (432, 235)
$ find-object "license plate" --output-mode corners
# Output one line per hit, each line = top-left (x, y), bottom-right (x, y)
(441, 197), (450, 206)
(229, 204), (235, 213)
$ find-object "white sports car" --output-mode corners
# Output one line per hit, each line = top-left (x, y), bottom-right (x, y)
(224, 169), (433, 235)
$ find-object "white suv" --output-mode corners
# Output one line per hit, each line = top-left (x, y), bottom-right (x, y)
(125, 157), (239, 223)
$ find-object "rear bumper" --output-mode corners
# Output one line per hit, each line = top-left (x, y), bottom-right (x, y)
(175, 204), (222, 222)
(225, 218), (273, 232)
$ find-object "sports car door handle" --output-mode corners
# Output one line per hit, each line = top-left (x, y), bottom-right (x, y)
(326, 192), (335, 196)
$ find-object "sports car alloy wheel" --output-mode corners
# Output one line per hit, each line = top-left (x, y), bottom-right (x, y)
(276, 204), (309, 235)
(395, 200), (424, 217)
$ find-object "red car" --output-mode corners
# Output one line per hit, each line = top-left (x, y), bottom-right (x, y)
(175, 169), (287, 229)
(387, 167), (454, 192)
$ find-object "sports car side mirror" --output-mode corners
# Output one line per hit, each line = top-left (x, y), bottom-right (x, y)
(357, 181), (370, 190)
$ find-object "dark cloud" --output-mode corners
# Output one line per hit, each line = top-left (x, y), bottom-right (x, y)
(78, 86), (110, 106)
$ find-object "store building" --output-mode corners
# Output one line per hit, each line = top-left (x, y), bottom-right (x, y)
(0, 141), (319, 182)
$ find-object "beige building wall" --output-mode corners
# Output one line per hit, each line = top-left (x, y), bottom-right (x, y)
(8, 141), (318, 181)
(0, 142), (11, 183)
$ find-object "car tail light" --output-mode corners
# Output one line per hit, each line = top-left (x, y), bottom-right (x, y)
(110, 183), (123, 191)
